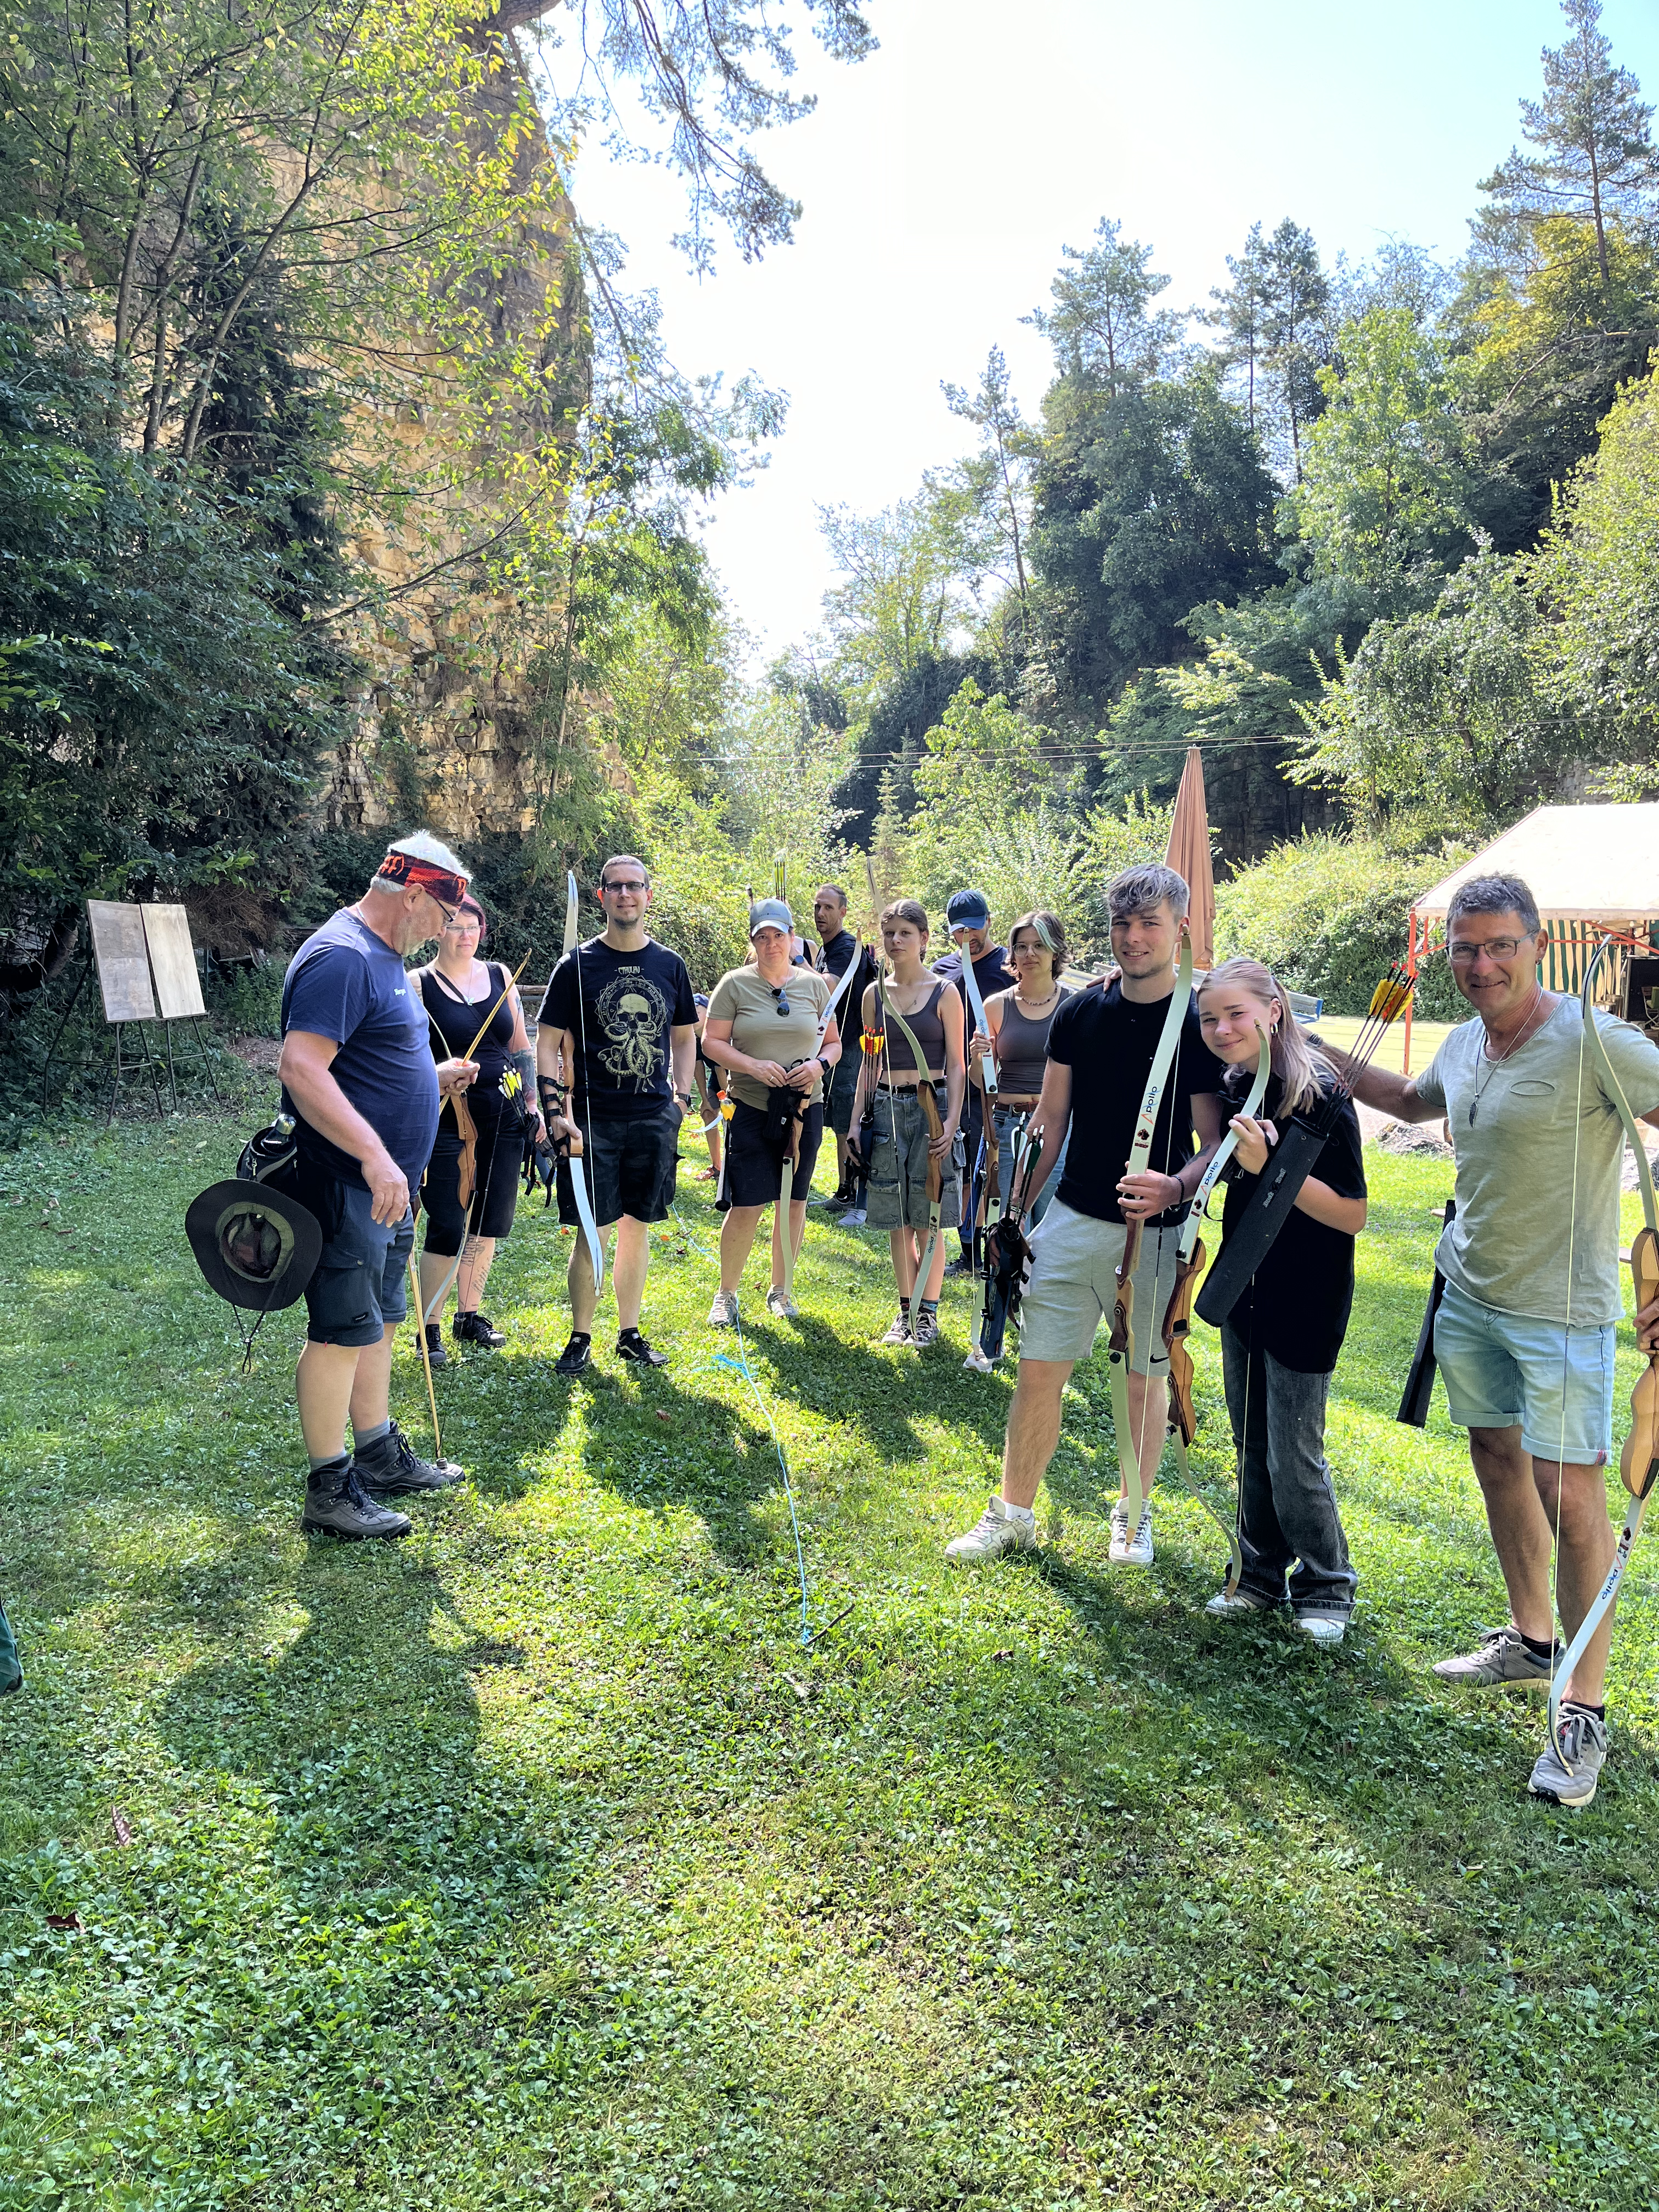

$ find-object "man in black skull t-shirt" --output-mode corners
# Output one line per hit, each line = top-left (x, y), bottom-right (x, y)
(535, 855), (697, 1375)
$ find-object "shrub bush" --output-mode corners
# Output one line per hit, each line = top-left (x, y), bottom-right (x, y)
(1214, 834), (1466, 1019)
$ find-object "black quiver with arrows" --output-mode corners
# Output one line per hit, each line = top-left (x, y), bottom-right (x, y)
(1194, 1110), (1330, 1330)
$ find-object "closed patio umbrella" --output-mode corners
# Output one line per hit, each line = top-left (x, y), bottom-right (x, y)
(1165, 745), (1215, 970)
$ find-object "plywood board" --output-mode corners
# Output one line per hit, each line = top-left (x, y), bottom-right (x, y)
(87, 901), (157, 1024)
(142, 904), (205, 1018)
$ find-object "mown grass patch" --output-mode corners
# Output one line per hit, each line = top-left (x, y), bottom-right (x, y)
(1, 1116), (1656, 2209)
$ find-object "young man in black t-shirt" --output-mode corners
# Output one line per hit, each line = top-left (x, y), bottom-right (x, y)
(946, 865), (1226, 1567)
(536, 855), (698, 1375)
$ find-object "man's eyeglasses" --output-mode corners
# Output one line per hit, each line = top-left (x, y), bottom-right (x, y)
(600, 878), (647, 894)
(770, 985), (790, 1015)
(1447, 936), (1530, 964)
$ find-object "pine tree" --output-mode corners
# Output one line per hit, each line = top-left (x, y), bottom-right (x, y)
(1025, 219), (1184, 393)
(1478, 0), (1659, 297)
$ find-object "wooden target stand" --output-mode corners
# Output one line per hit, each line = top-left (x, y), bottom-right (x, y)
(41, 901), (223, 1120)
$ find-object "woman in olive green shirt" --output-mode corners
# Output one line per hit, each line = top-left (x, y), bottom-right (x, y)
(702, 900), (840, 1323)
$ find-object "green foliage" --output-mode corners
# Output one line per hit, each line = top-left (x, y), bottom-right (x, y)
(1292, 552), (1583, 840)
(1289, 309), (1474, 591)
(1215, 834), (1465, 1017)
(1542, 356), (1659, 776)
(5, 1119), (1659, 2207)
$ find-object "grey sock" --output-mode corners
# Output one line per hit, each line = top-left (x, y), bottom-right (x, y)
(353, 1419), (392, 1454)
(307, 1449), (350, 1480)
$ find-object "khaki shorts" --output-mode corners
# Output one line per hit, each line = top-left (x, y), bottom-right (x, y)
(1017, 1201), (1178, 1372)
(864, 1086), (964, 1233)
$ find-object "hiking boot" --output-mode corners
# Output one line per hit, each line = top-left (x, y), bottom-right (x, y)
(881, 1307), (912, 1347)
(617, 1328), (668, 1367)
(1528, 1706), (1609, 1808)
(454, 1310), (505, 1349)
(421, 1324), (449, 1370)
(708, 1290), (740, 1327)
(555, 1331), (592, 1376)
(356, 1420), (464, 1496)
(911, 1301), (940, 1348)
(1434, 1624), (1559, 1690)
(1295, 1611), (1348, 1646)
(945, 1493), (1038, 1562)
(302, 1459), (412, 1541)
(764, 1287), (799, 1319)
(1204, 1588), (1272, 1620)
(1108, 1499), (1154, 1566)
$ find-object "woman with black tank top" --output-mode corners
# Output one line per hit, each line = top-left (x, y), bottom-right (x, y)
(977, 908), (1073, 1232)
(414, 895), (539, 1364)
(848, 899), (966, 1348)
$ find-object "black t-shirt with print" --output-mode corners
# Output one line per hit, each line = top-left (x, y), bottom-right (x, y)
(537, 935), (697, 1122)
(1045, 978), (1226, 1227)
(1217, 1070), (1367, 1375)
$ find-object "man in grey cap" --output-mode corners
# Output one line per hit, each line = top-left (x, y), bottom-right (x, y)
(933, 887), (1015, 1276)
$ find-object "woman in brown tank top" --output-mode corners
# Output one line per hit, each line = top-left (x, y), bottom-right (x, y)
(978, 908), (1072, 1231)
(848, 898), (966, 1349)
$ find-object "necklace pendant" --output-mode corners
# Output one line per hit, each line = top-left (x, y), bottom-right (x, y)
(1469, 1099), (1478, 1127)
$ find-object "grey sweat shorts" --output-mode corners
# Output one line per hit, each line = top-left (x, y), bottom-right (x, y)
(1016, 1201), (1178, 1372)
(864, 1085), (964, 1234)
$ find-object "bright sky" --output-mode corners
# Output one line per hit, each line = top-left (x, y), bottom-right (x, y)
(546, 0), (1659, 665)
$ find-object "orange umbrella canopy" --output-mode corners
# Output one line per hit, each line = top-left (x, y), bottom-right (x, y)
(1164, 746), (1215, 970)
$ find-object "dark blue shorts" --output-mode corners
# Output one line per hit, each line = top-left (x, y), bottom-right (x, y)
(302, 1178), (415, 1347)
(557, 1108), (680, 1228)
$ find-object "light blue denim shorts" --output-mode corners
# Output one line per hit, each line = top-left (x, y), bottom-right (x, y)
(1432, 1278), (1613, 1466)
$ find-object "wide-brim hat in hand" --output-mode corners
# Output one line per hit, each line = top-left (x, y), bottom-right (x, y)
(185, 1180), (321, 1312)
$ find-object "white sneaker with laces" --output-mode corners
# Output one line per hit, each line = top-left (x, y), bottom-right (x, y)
(1205, 1588), (1269, 1619)
(708, 1291), (740, 1327)
(1108, 1499), (1154, 1565)
(945, 1493), (1038, 1562)
(1295, 1611), (1347, 1646)
(764, 1287), (799, 1318)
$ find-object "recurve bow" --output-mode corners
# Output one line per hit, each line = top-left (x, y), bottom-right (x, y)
(560, 871), (605, 1295)
(1107, 934), (1195, 1538)
(1158, 1023), (1272, 1596)
(1547, 939), (1659, 1770)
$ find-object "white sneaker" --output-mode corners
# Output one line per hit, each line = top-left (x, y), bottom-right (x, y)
(1295, 1612), (1347, 1646)
(839, 1205), (867, 1227)
(1205, 1588), (1270, 1619)
(962, 1346), (994, 1374)
(1108, 1500), (1154, 1565)
(708, 1291), (740, 1327)
(945, 1494), (1038, 1563)
(764, 1287), (799, 1318)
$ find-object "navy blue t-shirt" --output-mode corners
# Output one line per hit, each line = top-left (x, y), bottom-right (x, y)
(280, 909), (439, 1190)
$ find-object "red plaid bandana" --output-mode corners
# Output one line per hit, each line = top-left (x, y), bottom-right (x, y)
(377, 849), (467, 906)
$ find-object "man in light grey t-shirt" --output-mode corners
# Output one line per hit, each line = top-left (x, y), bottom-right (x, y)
(1324, 871), (1659, 1811)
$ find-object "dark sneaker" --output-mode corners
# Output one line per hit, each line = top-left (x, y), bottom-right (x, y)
(355, 1420), (464, 1496)
(941, 1252), (976, 1280)
(616, 1328), (668, 1367)
(454, 1310), (505, 1348)
(1529, 1706), (1609, 1808)
(302, 1459), (413, 1541)
(555, 1331), (592, 1376)
(422, 1323), (449, 1370)
(1434, 1625), (1560, 1690)
(880, 1307), (912, 1347)
(911, 1301), (940, 1347)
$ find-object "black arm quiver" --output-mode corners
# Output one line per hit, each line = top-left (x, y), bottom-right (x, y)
(1194, 1113), (1330, 1330)
(1396, 1198), (1456, 1427)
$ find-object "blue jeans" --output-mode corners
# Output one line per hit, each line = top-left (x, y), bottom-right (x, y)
(1220, 1324), (1356, 1617)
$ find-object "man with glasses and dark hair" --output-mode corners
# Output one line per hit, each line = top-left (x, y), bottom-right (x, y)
(535, 854), (698, 1375)
(1323, 871), (1659, 1806)
(278, 831), (478, 1539)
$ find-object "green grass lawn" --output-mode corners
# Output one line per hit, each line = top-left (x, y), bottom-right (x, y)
(2, 1113), (1657, 2211)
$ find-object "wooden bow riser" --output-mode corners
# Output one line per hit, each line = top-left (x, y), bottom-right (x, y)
(1626, 1223), (1659, 1499)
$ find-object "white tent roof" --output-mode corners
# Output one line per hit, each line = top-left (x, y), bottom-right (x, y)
(1413, 803), (1659, 923)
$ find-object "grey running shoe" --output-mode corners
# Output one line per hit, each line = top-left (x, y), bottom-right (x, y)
(945, 1494), (1038, 1562)
(1433, 1625), (1559, 1690)
(302, 1460), (412, 1541)
(838, 1205), (868, 1228)
(708, 1290), (740, 1327)
(881, 1307), (912, 1347)
(356, 1420), (464, 1496)
(1528, 1707), (1608, 1808)
(764, 1287), (799, 1319)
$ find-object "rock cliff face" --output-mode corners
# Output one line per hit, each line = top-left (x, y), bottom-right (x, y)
(320, 8), (583, 849)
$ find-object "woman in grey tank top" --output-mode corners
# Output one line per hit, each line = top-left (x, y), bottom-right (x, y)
(978, 909), (1072, 1227)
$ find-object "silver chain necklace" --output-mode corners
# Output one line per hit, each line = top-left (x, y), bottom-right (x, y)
(1469, 989), (1547, 1126)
